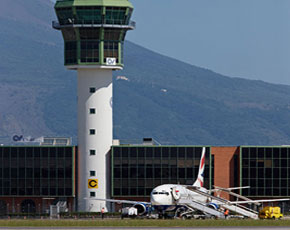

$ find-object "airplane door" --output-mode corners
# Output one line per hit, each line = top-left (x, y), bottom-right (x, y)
(172, 187), (181, 200)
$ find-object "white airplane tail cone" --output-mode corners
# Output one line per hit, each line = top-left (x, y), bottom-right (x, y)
(193, 147), (206, 188)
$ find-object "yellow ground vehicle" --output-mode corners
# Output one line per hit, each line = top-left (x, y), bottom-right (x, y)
(259, 206), (283, 219)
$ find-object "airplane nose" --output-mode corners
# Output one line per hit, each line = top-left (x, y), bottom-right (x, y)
(150, 195), (160, 205)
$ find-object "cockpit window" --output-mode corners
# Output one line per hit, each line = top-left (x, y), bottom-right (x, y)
(152, 191), (169, 195)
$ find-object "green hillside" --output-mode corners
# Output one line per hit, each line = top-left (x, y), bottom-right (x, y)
(1, 0), (290, 145)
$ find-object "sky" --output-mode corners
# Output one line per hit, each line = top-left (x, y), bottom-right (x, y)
(127, 0), (290, 85)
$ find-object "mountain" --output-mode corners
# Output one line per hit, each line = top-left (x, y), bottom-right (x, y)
(1, 0), (290, 146)
(0, 0), (76, 143)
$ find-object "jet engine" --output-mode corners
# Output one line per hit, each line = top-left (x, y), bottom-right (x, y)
(207, 202), (219, 210)
(133, 203), (149, 216)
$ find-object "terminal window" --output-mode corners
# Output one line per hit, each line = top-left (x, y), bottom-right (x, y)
(241, 147), (290, 197)
(0, 147), (74, 197)
(112, 146), (212, 197)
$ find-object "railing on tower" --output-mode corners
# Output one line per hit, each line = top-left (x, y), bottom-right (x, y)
(52, 19), (136, 30)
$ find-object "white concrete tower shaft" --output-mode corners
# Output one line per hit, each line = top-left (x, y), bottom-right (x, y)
(77, 68), (113, 212)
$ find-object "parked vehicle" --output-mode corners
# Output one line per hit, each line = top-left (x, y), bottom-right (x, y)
(259, 206), (283, 219)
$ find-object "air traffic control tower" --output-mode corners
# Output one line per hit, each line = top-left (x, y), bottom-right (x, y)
(53, 0), (134, 212)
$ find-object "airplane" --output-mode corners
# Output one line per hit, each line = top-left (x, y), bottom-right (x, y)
(90, 147), (290, 218)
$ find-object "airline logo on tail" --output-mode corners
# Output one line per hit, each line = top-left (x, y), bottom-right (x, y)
(193, 147), (206, 188)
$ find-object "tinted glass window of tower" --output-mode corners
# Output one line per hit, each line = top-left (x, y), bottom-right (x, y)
(79, 28), (100, 40)
(105, 7), (127, 25)
(104, 41), (119, 62)
(75, 6), (102, 24)
(64, 41), (77, 64)
(0, 147), (74, 196)
(241, 147), (290, 197)
(112, 147), (212, 197)
(81, 41), (99, 63)
(57, 6), (130, 26)
(56, 8), (74, 25)
(56, 5), (132, 66)
(62, 28), (77, 41)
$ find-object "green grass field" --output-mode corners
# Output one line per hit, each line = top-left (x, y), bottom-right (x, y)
(0, 219), (289, 228)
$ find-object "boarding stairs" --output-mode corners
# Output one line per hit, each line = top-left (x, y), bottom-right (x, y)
(222, 203), (258, 219)
(177, 196), (225, 219)
(187, 187), (258, 219)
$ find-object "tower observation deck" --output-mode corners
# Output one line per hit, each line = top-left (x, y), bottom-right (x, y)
(53, 0), (134, 212)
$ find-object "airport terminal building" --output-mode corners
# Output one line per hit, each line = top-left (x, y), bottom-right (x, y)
(0, 142), (289, 214)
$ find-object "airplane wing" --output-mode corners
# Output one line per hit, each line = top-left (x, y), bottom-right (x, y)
(229, 198), (290, 205)
(85, 197), (151, 205)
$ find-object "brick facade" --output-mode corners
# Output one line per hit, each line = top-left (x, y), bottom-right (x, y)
(211, 146), (239, 200)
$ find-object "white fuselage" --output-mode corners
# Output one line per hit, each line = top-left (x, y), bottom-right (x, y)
(150, 184), (208, 208)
